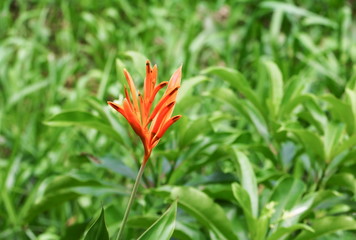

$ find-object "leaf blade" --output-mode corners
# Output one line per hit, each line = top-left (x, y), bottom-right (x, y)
(84, 207), (109, 240)
(170, 186), (238, 240)
(137, 201), (177, 240)
(295, 216), (356, 240)
(44, 111), (124, 144)
(233, 148), (259, 217)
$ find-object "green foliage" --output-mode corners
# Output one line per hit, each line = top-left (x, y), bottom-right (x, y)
(137, 201), (177, 240)
(295, 216), (356, 240)
(169, 186), (238, 240)
(0, 0), (355, 239)
(84, 208), (109, 240)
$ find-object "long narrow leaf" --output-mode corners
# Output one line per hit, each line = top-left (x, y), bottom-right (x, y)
(138, 201), (177, 240)
(170, 186), (238, 240)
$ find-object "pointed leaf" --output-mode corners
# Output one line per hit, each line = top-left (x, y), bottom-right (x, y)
(233, 148), (259, 217)
(346, 88), (356, 135)
(322, 94), (354, 135)
(170, 186), (238, 240)
(177, 75), (208, 102)
(178, 116), (212, 148)
(295, 216), (356, 240)
(44, 111), (124, 144)
(138, 201), (177, 240)
(231, 183), (252, 217)
(326, 173), (355, 194)
(261, 59), (283, 117)
(267, 224), (314, 240)
(324, 123), (345, 161)
(287, 128), (325, 161)
(122, 51), (148, 78)
(269, 177), (306, 224)
(84, 208), (109, 240)
(207, 87), (269, 141)
(7, 80), (49, 108)
(203, 66), (264, 117)
(333, 134), (356, 157)
(231, 183), (256, 235)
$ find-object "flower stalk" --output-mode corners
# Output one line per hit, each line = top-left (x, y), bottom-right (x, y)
(109, 60), (182, 239)
(116, 157), (148, 240)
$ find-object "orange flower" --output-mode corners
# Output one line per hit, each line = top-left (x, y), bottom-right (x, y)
(108, 60), (182, 163)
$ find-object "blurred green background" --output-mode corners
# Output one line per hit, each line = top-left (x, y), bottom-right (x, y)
(0, 0), (355, 239)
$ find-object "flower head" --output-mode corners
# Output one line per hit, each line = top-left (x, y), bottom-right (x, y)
(108, 60), (182, 163)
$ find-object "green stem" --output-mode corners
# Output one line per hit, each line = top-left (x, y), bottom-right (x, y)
(116, 159), (147, 240)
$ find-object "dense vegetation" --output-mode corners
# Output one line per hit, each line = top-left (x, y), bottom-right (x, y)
(0, 0), (355, 239)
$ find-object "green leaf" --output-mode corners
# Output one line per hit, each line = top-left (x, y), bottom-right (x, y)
(204, 184), (235, 201)
(302, 14), (337, 28)
(302, 95), (327, 131)
(287, 128), (325, 161)
(261, 1), (311, 17)
(280, 94), (312, 119)
(255, 202), (276, 240)
(178, 116), (212, 148)
(346, 88), (356, 135)
(115, 58), (127, 87)
(122, 50), (148, 78)
(207, 87), (269, 141)
(84, 207), (109, 240)
(7, 80), (49, 108)
(333, 134), (356, 157)
(85, 97), (110, 123)
(203, 66), (264, 117)
(322, 94), (354, 135)
(261, 59), (284, 117)
(94, 157), (137, 179)
(61, 221), (90, 240)
(24, 190), (79, 223)
(326, 173), (355, 194)
(128, 216), (202, 240)
(231, 183), (256, 235)
(137, 201), (177, 240)
(270, 9), (283, 42)
(269, 177), (306, 224)
(231, 183), (252, 217)
(243, 101), (270, 142)
(23, 173), (126, 222)
(97, 51), (115, 100)
(295, 216), (356, 240)
(267, 224), (314, 240)
(170, 186), (238, 240)
(280, 194), (315, 225)
(301, 56), (343, 86)
(281, 75), (307, 104)
(173, 220), (203, 240)
(126, 216), (158, 230)
(233, 148), (259, 217)
(297, 33), (319, 55)
(177, 75), (208, 102)
(44, 111), (124, 144)
(261, 1), (336, 28)
(324, 123), (345, 162)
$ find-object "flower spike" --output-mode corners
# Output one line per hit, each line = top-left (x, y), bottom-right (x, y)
(108, 60), (182, 163)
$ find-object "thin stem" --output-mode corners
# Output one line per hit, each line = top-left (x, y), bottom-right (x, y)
(116, 159), (147, 240)
(130, 151), (150, 188)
